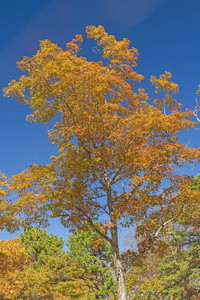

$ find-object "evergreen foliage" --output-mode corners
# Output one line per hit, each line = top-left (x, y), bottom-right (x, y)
(19, 226), (64, 262)
(67, 222), (117, 299)
(160, 175), (200, 299)
(160, 226), (200, 299)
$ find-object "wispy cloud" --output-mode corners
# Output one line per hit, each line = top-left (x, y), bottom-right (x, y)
(99, 0), (164, 28)
(0, 0), (77, 58)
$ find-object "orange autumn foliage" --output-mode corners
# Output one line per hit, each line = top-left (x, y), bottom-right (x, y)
(0, 238), (90, 300)
(0, 238), (29, 299)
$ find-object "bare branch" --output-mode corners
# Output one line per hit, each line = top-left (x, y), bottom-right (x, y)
(193, 97), (200, 123)
(124, 210), (184, 271)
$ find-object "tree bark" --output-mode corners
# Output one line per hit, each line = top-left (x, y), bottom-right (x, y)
(111, 225), (127, 300)
(106, 182), (127, 300)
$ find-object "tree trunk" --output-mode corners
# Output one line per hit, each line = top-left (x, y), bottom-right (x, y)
(106, 179), (127, 300)
(111, 225), (127, 300)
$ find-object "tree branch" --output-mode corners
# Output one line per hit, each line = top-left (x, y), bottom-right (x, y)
(124, 211), (184, 271)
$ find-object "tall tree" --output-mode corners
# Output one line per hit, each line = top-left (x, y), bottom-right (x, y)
(4, 25), (200, 299)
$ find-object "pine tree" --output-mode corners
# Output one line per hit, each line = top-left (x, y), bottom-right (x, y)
(160, 175), (200, 299)
(19, 226), (64, 262)
(67, 222), (117, 299)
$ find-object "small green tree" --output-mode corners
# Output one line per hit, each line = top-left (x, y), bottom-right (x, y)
(17, 226), (116, 299)
(159, 175), (200, 299)
(19, 226), (64, 262)
(160, 226), (200, 299)
(18, 227), (88, 299)
(67, 222), (117, 299)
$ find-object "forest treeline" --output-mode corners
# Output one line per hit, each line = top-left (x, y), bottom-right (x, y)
(1, 25), (200, 299)
(1, 213), (200, 299)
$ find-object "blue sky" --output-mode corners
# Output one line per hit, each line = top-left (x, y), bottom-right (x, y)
(1, 0), (200, 245)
